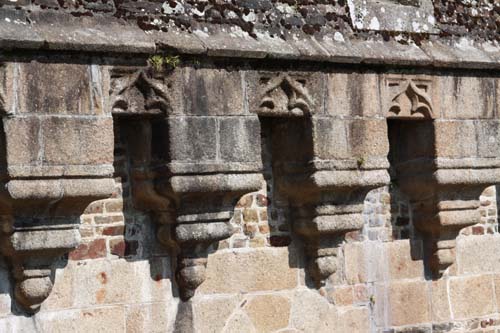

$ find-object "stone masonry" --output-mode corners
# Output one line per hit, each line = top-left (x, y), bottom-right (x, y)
(0, 0), (498, 332)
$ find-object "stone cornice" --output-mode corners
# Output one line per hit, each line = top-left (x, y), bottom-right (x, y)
(0, 14), (498, 70)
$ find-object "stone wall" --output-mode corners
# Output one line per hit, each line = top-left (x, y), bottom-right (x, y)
(0, 56), (496, 333)
(0, 1), (498, 331)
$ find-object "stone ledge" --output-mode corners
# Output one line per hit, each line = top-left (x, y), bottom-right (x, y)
(0, 13), (155, 54)
(0, 15), (499, 70)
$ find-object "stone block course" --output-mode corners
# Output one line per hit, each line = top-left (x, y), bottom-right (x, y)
(244, 294), (291, 332)
(439, 76), (496, 120)
(219, 117), (261, 163)
(387, 240), (424, 280)
(126, 302), (172, 333)
(17, 62), (102, 115)
(170, 67), (245, 116)
(199, 248), (299, 295)
(168, 117), (217, 162)
(456, 235), (500, 275)
(430, 279), (452, 323)
(386, 280), (430, 327)
(42, 117), (114, 166)
(434, 120), (478, 158)
(0, 16), (499, 330)
(193, 295), (241, 333)
(449, 275), (496, 320)
(344, 241), (386, 285)
(327, 71), (381, 118)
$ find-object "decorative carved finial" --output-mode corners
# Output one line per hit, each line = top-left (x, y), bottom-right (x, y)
(388, 79), (434, 119)
(257, 74), (313, 117)
(110, 68), (170, 116)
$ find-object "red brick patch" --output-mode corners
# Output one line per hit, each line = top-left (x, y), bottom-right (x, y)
(69, 239), (106, 260)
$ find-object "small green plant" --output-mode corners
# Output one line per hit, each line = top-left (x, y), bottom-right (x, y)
(149, 55), (164, 72)
(164, 55), (181, 69)
(356, 156), (365, 169)
(148, 54), (181, 72)
(369, 295), (376, 305)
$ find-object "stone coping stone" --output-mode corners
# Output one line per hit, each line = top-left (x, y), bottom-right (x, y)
(0, 13), (498, 70)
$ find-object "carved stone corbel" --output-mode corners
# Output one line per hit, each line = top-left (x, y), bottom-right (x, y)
(395, 162), (497, 276)
(111, 66), (264, 300)
(288, 168), (390, 286)
(0, 179), (115, 313)
(252, 71), (391, 288)
(0, 61), (116, 312)
(158, 173), (263, 299)
(385, 76), (500, 276)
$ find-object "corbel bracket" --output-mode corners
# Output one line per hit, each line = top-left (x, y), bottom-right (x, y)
(0, 178), (115, 313)
(396, 159), (500, 276)
(157, 173), (263, 300)
(283, 164), (390, 287)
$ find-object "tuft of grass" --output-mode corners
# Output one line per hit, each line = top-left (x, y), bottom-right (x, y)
(149, 55), (164, 72)
(164, 55), (181, 69)
(148, 54), (181, 72)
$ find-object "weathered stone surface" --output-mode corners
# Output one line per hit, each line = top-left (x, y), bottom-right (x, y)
(327, 71), (381, 118)
(332, 285), (354, 306)
(456, 235), (500, 275)
(387, 240), (424, 280)
(449, 275), (495, 320)
(244, 294), (291, 332)
(386, 281), (430, 326)
(219, 117), (261, 163)
(18, 62), (102, 115)
(337, 306), (370, 333)
(199, 248), (298, 294)
(3, 117), (41, 166)
(289, 289), (333, 332)
(476, 121), (500, 158)
(344, 242), (386, 284)
(54, 259), (173, 308)
(430, 279), (451, 322)
(42, 117), (114, 166)
(126, 302), (172, 333)
(4, 117), (113, 173)
(169, 67), (245, 116)
(439, 76), (496, 119)
(168, 117), (217, 162)
(221, 310), (256, 333)
(194, 295), (241, 333)
(348, 0), (437, 33)
(0, 306), (126, 332)
(313, 118), (389, 161)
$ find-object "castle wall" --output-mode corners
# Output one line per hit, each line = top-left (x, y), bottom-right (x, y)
(0, 1), (498, 332)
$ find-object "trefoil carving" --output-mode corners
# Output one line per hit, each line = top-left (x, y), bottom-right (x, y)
(257, 74), (313, 117)
(387, 78), (433, 119)
(110, 68), (170, 116)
